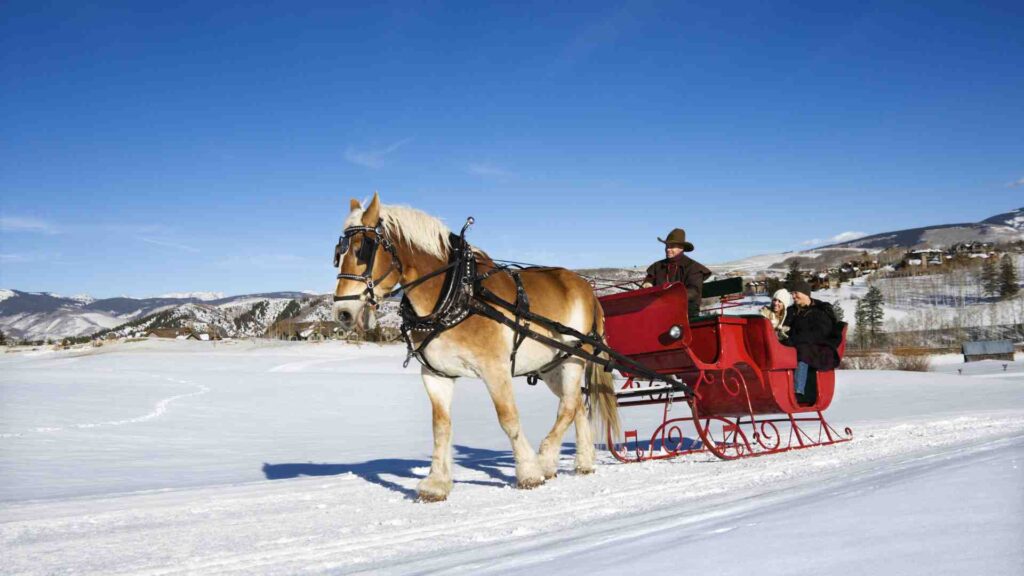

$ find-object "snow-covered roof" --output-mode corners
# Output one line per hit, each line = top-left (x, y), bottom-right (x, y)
(962, 340), (1014, 356)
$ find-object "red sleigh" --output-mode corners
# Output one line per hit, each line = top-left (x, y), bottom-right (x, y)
(598, 282), (852, 461)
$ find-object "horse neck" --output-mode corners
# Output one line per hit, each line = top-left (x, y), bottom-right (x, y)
(395, 241), (451, 317)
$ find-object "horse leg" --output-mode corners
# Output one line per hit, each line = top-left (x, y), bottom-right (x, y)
(539, 360), (587, 478)
(480, 367), (545, 489)
(416, 369), (456, 502)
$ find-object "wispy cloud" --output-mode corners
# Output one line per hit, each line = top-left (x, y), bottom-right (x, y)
(0, 253), (32, 263)
(0, 216), (59, 234)
(553, 4), (649, 70)
(1007, 176), (1024, 187)
(801, 231), (867, 247)
(829, 231), (867, 243)
(136, 237), (200, 253)
(465, 162), (512, 178)
(344, 138), (413, 169)
(221, 253), (312, 270)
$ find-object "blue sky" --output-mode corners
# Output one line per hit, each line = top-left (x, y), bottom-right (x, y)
(1, 1), (1021, 297)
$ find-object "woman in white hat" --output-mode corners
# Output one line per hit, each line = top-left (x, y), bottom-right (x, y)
(760, 288), (793, 340)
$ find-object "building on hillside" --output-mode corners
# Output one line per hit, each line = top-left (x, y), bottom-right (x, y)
(147, 328), (198, 340)
(745, 280), (767, 296)
(268, 319), (341, 340)
(901, 249), (945, 269)
(962, 340), (1014, 363)
(950, 241), (995, 256)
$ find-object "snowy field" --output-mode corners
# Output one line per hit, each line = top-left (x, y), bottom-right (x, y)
(1, 340), (1022, 575)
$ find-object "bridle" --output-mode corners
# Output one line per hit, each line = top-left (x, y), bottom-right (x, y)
(333, 221), (402, 307)
(333, 217), (475, 308)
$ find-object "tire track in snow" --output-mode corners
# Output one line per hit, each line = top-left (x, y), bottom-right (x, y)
(0, 376), (209, 438)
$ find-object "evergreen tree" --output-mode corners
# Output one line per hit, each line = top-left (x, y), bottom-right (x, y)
(981, 257), (999, 296)
(784, 260), (803, 289)
(863, 286), (885, 346)
(999, 254), (1020, 298)
(853, 297), (867, 348)
(832, 301), (845, 322)
(765, 276), (783, 295)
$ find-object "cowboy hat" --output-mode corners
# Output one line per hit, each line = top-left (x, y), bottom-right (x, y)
(657, 228), (695, 252)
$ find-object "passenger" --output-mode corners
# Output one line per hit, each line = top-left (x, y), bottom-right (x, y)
(641, 228), (712, 317)
(760, 288), (793, 340)
(782, 278), (841, 404)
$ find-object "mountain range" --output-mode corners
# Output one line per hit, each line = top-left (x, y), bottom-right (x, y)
(711, 207), (1023, 275)
(3, 207), (1021, 341)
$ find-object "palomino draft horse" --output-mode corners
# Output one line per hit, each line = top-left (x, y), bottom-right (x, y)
(332, 193), (620, 502)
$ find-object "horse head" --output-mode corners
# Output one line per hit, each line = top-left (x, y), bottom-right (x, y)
(332, 192), (402, 333)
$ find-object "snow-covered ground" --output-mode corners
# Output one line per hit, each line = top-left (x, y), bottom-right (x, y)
(1, 340), (1022, 575)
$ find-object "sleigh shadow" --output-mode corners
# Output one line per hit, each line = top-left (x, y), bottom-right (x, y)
(261, 443), (579, 499)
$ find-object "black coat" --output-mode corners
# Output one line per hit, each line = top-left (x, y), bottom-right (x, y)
(782, 300), (842, 370)
(644, 254), (712, 316)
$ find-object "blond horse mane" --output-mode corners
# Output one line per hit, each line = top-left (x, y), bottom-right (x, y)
(345, 203), (452, 260)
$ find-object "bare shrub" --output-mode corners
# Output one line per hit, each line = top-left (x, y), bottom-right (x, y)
(892, 354), (931, 372)
(841, 351), (932, 371)
(840, 354), (894, 370)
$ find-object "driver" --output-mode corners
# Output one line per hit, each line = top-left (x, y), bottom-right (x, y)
(641, 228), (712, 317)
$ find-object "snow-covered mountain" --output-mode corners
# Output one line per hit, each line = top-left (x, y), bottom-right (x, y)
(981, 206), (1024, 231)
(821, 206), (1023, 250)
(712, 207), (1023, 276)
(0, 290), (330, 341)
(157, 291), (225, 301)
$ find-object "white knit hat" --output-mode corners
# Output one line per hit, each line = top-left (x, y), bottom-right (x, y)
(772, 288), (794, 308)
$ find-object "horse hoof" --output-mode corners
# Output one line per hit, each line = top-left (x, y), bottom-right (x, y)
(544, 471), (558, 480)
(575, 467), (595, 476)
(416, 491), (449, 503)
(516, 477), (545, 490)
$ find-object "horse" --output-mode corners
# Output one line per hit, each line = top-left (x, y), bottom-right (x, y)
(332, 192), (620, 502)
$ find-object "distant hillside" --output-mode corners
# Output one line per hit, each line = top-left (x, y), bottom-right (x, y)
(712, 207), (1023, 276)
(981, 207), (1024, 230)
(0, 290), (325, 341)
(821, 207), (1023, 251)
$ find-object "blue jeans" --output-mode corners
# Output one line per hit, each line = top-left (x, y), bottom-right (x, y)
(795, 361), (810, 396)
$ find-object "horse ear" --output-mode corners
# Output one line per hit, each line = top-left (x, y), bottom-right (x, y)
(363, 192), (381, 225)
(349, 198), (361, 212)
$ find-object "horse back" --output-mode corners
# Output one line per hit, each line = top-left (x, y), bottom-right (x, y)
(482, 266), (600, 331)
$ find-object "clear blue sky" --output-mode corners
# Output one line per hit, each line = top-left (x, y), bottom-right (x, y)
(2, 1), (1021, 297)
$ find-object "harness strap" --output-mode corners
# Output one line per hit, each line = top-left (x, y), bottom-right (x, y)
(509, 271), (531, 377)
(474, 285), (692, 396)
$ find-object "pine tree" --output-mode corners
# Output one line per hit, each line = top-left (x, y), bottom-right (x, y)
(853, 297), (868, 348)
(999, 254), (1020, 298)
(863, 286), (885, 346)
(981, 257), (999, 296)
(832, 301), (845, 322)
(784, 260), (803, 289)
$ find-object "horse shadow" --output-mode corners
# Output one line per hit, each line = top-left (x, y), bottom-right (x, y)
(261, 443), (580, 499)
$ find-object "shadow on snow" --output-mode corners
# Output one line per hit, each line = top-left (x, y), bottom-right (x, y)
(262, 443), (579, 499)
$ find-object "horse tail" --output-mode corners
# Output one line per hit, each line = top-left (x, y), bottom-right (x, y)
(586, 301), (621, 443)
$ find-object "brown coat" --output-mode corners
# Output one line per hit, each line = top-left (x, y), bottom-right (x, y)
(644, 254), (712, 316)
